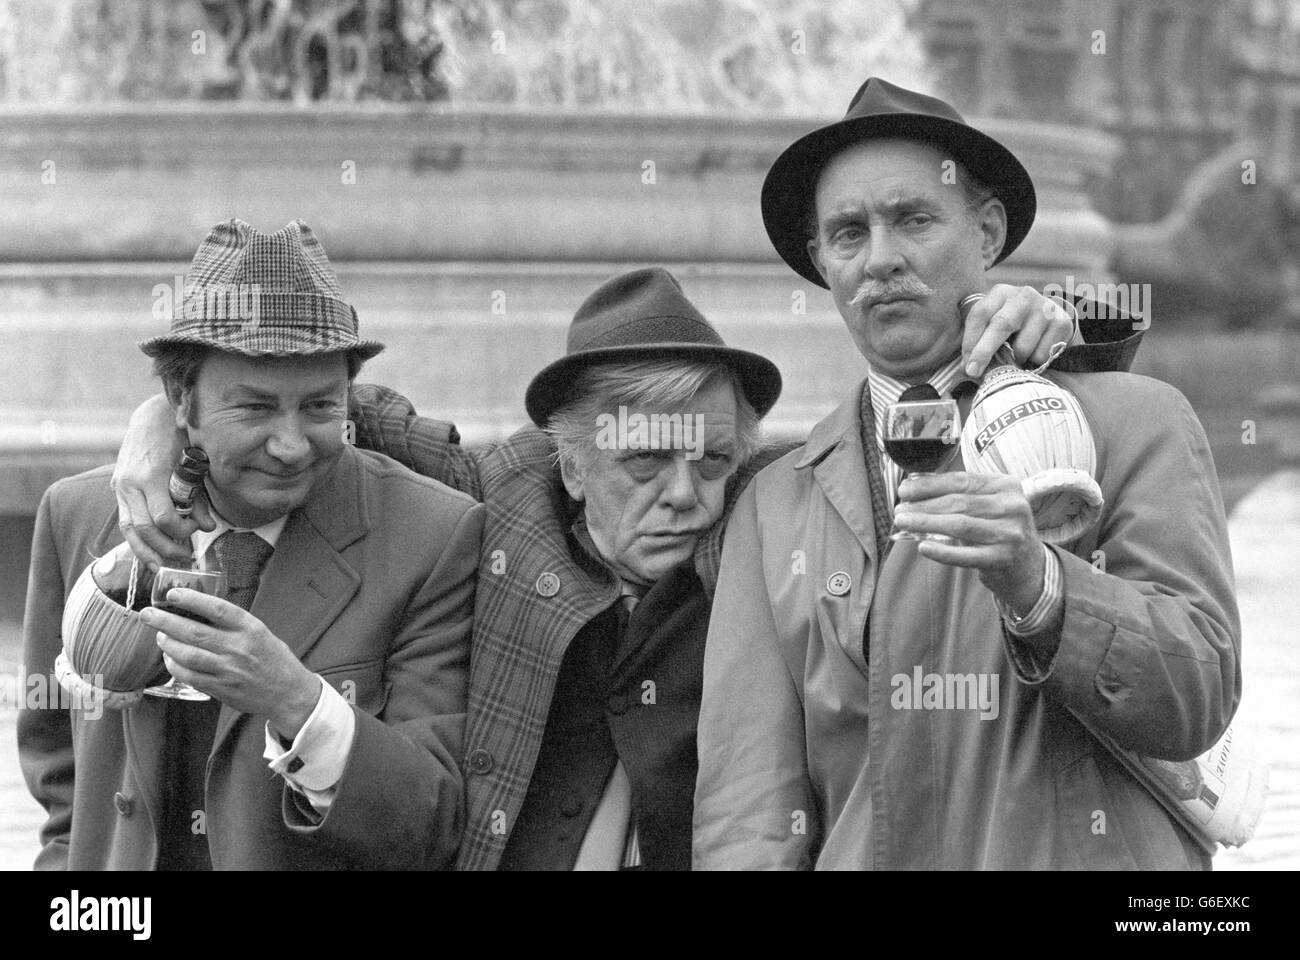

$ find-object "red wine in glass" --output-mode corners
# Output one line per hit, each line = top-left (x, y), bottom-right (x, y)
(142, 567), (227, 701)
(885, 396), (960, 542)
(884, 436), (957, 474)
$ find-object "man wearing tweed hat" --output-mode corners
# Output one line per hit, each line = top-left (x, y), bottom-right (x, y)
(20, 219), (482, 870)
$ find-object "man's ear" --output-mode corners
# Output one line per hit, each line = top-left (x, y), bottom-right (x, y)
(977, 198), (1008, 268)
(805, 235), (830, 286)
(558, 454), (585, 503)
(164, 381), (192, 431)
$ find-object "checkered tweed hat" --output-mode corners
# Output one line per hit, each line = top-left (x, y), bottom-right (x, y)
(139, 219), (383, 360)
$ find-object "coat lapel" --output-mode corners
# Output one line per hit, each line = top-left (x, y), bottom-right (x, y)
(797, 384), (880, 570)
(209, 446), (366, 754)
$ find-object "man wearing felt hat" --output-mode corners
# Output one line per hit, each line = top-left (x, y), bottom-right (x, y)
(692, 78), (1241, 869)
(20, 219), (481, 870)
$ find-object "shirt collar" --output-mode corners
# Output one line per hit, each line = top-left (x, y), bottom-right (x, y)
(795, 355), (981, 470)
(865, 353), (971, 409)
(191, 512), (288, 566)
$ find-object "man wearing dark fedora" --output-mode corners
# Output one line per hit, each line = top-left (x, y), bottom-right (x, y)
(110, 257), (1097, 870)
(20, 219), (481, 870)
(692, 78), (1241, 869)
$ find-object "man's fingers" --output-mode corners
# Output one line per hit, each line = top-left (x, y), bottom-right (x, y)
(959, 292), (994, 376)
(115, 487), (164, 568)
(898, 471), (1015, 501)
(1007, 308), (1050, 366)
(915, 540), (1006, 568)
(114, 485), (151, 531)
(1018, 297), (1073, 366)
(124, 522), (193, 568)
(895, 491), (1024, 523)
(159, 652), (217, 696)
(139, 605), (219, 649)
(145, 486), (197, 542)
(157, 633), (222, 676)
(160, 587), (246, 629)
(118, 526), (164, 572)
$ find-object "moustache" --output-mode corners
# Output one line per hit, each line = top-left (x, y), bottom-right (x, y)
(849, 277), (936, 308)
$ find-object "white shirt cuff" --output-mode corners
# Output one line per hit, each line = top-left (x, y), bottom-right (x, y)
(996, 543), (1064, 636)
(262, 676), (357, 813)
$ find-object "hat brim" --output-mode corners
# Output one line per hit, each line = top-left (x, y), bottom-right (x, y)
(762, 113), (1037, 287)
(139, 333), (385, 362)
(525, 342), (783, 428)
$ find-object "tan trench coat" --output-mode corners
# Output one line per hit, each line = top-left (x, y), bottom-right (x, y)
(693, 370), (1240, 870)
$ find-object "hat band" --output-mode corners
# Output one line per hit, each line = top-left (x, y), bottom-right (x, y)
(174, 291), (356, 331)
(577, 314), (725, 352)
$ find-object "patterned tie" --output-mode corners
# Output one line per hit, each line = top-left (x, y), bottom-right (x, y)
(212, 530), (275, 611)
(857, 379), (895, 562)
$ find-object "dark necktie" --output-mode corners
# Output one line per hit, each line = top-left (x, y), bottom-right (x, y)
(213, 530), (275, 610)
(158, 530), (272, 872)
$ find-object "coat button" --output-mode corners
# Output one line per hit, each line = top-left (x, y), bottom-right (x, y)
(826, 571), (852, 596)
(607, 694), (628, 715)
(560, 797), (584, 818)
(535, 572), (560, 597)
(113, 792), (133, 817)
(467, 747), (494, 775)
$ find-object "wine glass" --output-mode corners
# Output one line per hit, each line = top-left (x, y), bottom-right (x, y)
(885, 398), (960, 542)
(142, 567), (227, 702)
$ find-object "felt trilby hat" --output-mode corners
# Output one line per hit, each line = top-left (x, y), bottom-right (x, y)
(139, 218), (383, 360)
(524, 267), (782, 427)
(762, 77), (1037, 287)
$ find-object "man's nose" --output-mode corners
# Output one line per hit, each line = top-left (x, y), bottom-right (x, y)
(862, 225), (905, 279)
(265, 415), (312, 465)
(660, 457), (701, 511)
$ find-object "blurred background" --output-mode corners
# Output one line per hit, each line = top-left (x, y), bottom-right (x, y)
(1, 0), (1297, 870)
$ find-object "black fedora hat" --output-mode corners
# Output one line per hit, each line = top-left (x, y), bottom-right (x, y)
(525, 267), (782, 427)
(762, 77), (1037, 287)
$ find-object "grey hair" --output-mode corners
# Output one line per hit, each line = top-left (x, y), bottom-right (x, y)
(544, 358), (763, 474)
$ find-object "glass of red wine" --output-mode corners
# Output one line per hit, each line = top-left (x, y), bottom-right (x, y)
(885, 395), (960, 542)
(142, 567), (227, 701)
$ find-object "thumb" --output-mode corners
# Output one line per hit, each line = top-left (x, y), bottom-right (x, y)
(959, 295), (991, 373)
(190, 492), (218, 532)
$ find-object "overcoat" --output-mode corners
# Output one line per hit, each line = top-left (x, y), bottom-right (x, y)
(693, 371), (1241, 870)
(453, 426), (720, 871)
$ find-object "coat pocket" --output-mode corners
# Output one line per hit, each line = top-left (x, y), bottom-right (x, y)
(317, 658), (390, 717)
(1054, 752), (1141, 870)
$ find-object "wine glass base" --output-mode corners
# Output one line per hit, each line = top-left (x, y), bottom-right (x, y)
(889, 530), (957, 544)
(143, 680), (211, 702)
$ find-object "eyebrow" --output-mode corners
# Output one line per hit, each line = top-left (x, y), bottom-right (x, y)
(821, 195), (942, 229)
(223, 384), (342, 401)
